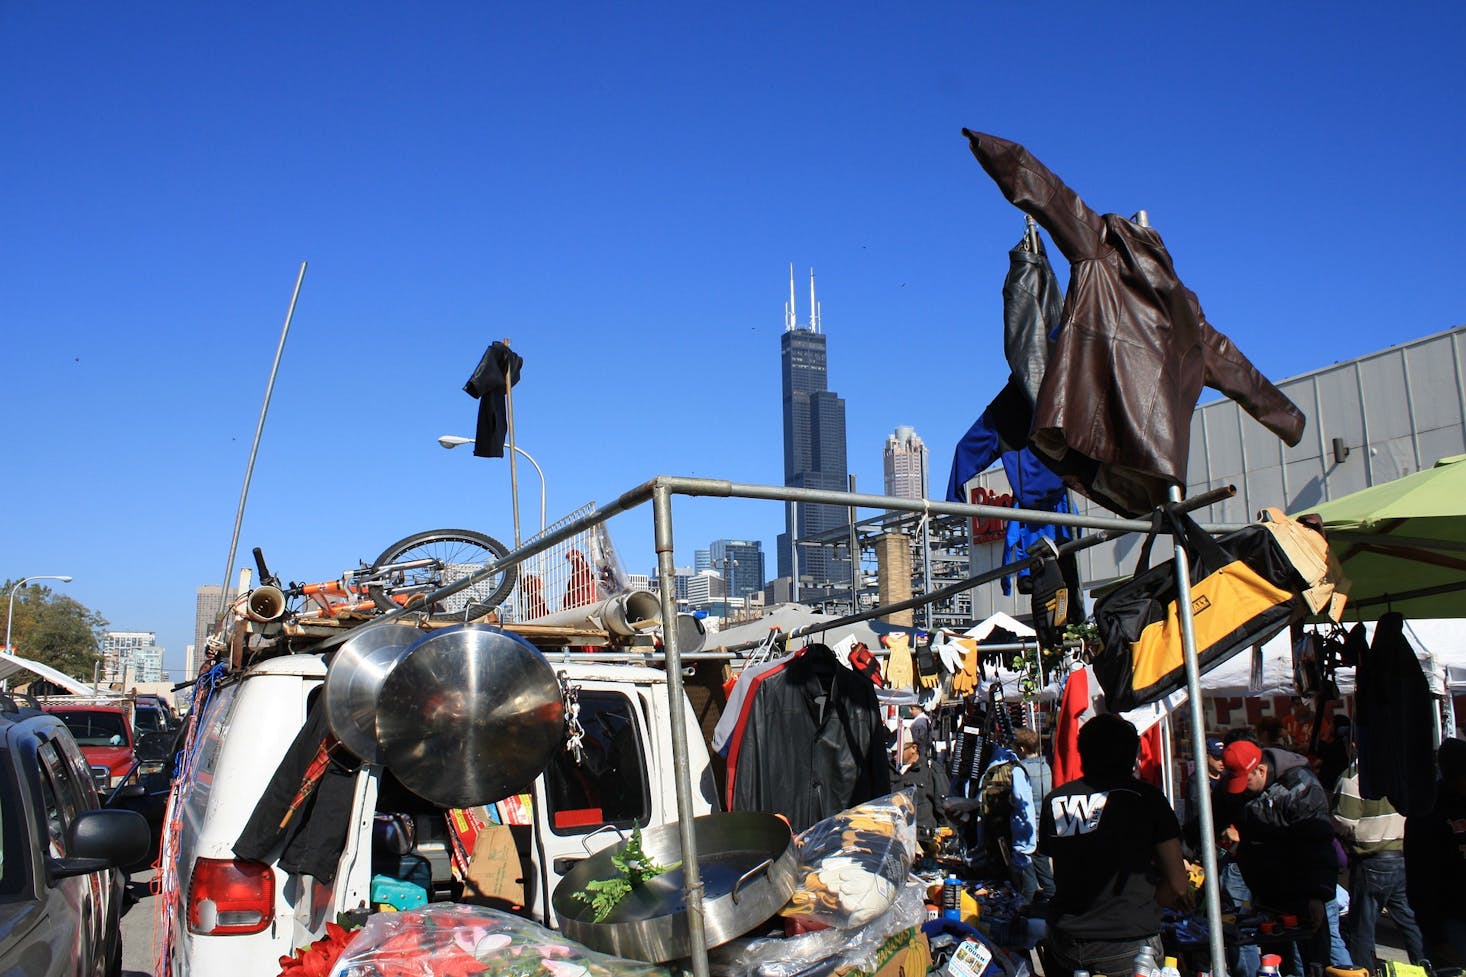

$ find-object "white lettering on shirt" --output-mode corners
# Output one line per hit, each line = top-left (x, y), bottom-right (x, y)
(1051, 791), (1109, 837)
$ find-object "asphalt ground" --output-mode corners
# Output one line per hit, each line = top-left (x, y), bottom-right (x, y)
(120, 869), (158, 977)
(119, 867), (1410, 977)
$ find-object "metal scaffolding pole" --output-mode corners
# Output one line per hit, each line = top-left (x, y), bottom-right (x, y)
(652, 483), (710, 977)
(1169, 483), (1229, 977)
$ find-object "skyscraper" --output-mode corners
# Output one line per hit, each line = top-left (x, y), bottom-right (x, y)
(884, 426), (929, 501)
(708, 539), (766, 599)
(102, 631), (164, 684)
(777, 266), (850, 586)
(194, 585), (236, 664)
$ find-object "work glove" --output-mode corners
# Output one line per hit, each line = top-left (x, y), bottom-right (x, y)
(847, 642), (885, 687)
(949, 638), (979, 696)
(882, 632), (913, 690)
(916, 636), (941, 689)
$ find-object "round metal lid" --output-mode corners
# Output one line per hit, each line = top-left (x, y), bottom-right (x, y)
(375, 625), (564, 808)
(323, 620), (420, 763)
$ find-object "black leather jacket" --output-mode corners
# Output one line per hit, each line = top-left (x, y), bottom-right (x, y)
(730, 647), (891, 832)
(965, 130), (1306, 516)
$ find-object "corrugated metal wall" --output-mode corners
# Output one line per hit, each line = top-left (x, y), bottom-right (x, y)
(962, 325), (1466, 620)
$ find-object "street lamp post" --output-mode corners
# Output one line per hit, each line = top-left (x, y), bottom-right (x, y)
(718, 557), (738, 625)
(5, 575), (74, 655)
(437, 435), (547, 538)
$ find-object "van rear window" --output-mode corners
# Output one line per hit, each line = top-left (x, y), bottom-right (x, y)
(543, 691), (648, 833)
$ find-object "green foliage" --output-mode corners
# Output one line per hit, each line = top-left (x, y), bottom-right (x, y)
(572, 826), (681, 922)
(1, 580), (107, 680)
(1009, 620), (1098, 703)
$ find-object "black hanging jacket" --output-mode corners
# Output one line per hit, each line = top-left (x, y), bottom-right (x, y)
(463, 341), (524, 458)
(730, 646), (891, 832)
(1356, 612), (1437, 817)
(234, 699), (359, 882)
(964, 130), (1305, 516)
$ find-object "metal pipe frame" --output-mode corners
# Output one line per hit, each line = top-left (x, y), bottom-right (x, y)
(1169, 484), (1229, 977)
(301, 474), (1238, 977)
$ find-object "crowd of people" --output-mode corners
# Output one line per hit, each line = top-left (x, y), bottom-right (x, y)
(899, 707), (1466, 977)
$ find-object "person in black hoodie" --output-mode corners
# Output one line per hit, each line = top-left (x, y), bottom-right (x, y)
(1221, 740), (1339, 972)
(1405, 738), (1466, 966)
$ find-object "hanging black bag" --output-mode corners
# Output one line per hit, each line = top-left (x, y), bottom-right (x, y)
(1091, 504), (1308, 711)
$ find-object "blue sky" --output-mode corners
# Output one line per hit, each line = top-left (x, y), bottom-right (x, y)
(3, 3), (1462, 675)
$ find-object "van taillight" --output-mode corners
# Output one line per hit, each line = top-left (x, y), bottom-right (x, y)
(187, 858), (274, 935)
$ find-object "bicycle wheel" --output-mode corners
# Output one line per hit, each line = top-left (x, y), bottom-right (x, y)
(371, 529), (518, 623)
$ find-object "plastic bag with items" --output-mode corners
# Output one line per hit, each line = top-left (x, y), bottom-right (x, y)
(327, 904), (670, 977)
(736, 882), (927, 977)
(779, 791), (918, 929)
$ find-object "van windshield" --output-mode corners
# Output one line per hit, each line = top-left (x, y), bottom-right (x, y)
(48, 710), (127, 746)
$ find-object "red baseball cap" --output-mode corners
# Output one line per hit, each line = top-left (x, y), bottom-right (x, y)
(1223, 741), (1263, 793)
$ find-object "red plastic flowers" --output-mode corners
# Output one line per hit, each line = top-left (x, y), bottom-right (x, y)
(278, 921), (357, 977)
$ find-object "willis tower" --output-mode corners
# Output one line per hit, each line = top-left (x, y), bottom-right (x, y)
(777, 266), (851, 588)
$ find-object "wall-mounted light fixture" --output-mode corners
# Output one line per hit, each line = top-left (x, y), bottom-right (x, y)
(1331, 437), (1351, 464)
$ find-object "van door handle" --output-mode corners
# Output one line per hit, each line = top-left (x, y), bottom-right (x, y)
(552, 857), (583, 875)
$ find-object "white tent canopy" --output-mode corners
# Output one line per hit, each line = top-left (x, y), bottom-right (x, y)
(0, 653), (103, 696)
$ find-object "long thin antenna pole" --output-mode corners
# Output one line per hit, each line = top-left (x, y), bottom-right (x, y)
(786, 263), (796, 331)
(217, 261), (308, 622)
(808, 268), (818, 332)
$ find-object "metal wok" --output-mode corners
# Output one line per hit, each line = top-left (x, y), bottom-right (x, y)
(552, 812), (797, 963)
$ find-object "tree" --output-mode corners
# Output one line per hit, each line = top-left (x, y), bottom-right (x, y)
(1, 580), (108, 680)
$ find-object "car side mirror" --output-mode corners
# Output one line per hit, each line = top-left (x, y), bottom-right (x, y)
(49, 809), (150, 880)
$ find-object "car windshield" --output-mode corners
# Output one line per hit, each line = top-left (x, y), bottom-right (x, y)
(133, 707), (165, 733)
(49, 710), (127, 746)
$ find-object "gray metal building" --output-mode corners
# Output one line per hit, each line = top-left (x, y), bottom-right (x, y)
(956, 324), (1466, 620)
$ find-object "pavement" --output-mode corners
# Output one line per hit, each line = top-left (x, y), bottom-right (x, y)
(120, 868), (158, 977)
(118, 865), (1412, 977)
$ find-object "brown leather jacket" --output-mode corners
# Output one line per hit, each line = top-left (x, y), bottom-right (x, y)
(965, 131), (1306, 516)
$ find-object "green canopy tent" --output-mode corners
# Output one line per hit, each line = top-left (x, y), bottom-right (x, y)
(1299, 453), (1466, 620)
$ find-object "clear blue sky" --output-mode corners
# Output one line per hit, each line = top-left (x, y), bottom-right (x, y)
(3, 3), (1462, 676)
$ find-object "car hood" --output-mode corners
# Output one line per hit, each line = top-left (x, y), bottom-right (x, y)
(81, 744), (134, 772)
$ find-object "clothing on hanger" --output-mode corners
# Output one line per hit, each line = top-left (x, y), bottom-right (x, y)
(964, 130), (1305, 516)
(729, 644), (890, 832)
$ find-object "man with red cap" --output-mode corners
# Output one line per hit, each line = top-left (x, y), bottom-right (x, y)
(1221, 739), (1340, 972)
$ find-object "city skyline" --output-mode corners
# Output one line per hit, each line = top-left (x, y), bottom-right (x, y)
(5, 6), (1459, 667)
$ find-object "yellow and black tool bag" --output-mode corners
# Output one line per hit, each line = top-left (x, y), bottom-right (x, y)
(1091, 504), (1309, 711)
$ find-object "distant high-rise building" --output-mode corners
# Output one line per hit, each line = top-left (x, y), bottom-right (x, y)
(183, 643), (197, 681)
(884, 426), (929, 501)
(685, 571), (719, 609)
(777, 266), (851, 586)
(194, 585), (236, 663)
(694, 549), (712, 573)
(101, 631), (163, 685)
(708, 539), (765, 600)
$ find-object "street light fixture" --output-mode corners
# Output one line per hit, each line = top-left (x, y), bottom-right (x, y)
(718, 557), (739, 624)
(437, 435), (547, 537)
(5, 575), (73, 655)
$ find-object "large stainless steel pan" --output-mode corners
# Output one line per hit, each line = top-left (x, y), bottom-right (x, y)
(323, 620), (419, 763)
(552, 812), (797, 963)
(374, 625), (564, 808)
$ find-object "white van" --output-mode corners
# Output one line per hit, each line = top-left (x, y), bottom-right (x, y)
(160, 653), (718, 977)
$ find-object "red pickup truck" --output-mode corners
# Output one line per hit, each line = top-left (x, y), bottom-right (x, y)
(40, 698), (136, 791)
